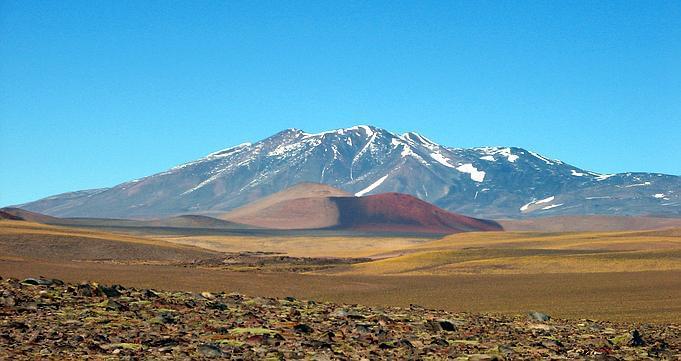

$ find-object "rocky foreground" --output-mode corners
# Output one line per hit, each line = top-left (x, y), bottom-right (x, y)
(0, 277), (679, 360)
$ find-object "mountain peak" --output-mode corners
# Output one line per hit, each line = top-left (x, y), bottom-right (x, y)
(15, 125), (680, 219)
(400, 132), (438, 146)
(301, 125), (382, 138)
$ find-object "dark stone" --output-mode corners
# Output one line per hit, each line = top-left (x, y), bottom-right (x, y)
(8, 321), (29, 331)
(207, 301), (228, 311)
(144, 289), (160, 298)
(293, 323), (313, 333)
(158, 312), (176, 324)
(104, 300), (127, 311)
(439, 320), (456, 331)
(98, 285), (121, 298)
(21, 278), (53, 286)
(425, 320), (442, 333)
(630, 329), (645, 347)
(284, 296), (296, 302)
(145, 337), (179, 347)
(431, 338), (449, 347)
(77, 283), (96, 297)
(302, 340), (332, 349)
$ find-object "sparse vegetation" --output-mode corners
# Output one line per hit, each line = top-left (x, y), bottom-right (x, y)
(1, 277), (679, 359)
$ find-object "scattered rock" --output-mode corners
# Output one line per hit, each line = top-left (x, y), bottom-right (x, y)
(528, 311), (551, 322)
(197, 343), (222, 357)
(157, 312), (176, 324)
(77, 283), (97, 297)
(206, 301), (228, 311)
(0, 296), (16, 307)
(438, 320), (456, 331)
(293, 324), (313, 333)
(20, 278), (53, 286)
(8, 321), (29, 331)
(144, 289), (160, 298)
(629, 329), (645, 346)
(200, 292), (214, 300)
(0, 277), (678, 360)
(98, 285), (121, 298)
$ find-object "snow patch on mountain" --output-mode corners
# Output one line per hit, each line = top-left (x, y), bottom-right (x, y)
(356, 174), (389, 196)
(477, 147), (519, 163)
(400, 132), (438, 147)
(400, 145), (429, 165)
(595, 173), (615, 181)
(430, 152), (457, 168)
(625, 182), (652, 188)
(207, 143), (251, 158)
(529, 151), (555, 165)
(456, 164), (486, 182)
(542, 203), (564, 210)
(520, 196), (555, 212)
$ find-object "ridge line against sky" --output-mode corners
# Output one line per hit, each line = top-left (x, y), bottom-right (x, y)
(1, 1), (680, 205)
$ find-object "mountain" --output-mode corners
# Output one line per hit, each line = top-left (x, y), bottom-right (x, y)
(0, 207), (62, 223)
(14, 125), (680, 219)
(221, 184), (501, 234)
(221, 183), (350, 229)
(330, 193), (502, 233)
(0, 210), (23, 221)
(0, 207), (253, 230)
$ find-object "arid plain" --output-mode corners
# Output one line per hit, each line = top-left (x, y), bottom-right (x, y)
(2, 217), (681, 323)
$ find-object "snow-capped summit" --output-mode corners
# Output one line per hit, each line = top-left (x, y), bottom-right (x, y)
(16, 125), (681, 219)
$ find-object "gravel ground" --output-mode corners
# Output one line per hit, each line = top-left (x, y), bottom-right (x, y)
(1, 276), (679, 360)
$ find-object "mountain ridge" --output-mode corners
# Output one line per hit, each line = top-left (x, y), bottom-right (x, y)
(14, 125), (680, 219)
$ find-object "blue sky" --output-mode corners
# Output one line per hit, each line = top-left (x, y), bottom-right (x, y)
(1, 1), (680, 206)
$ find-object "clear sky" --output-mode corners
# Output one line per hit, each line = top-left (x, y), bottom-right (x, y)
(1, 1), (680, 206)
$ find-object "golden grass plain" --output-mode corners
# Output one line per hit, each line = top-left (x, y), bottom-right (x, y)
(334, 229), (681, 275)
(3, 220), (681, 323)
(158, 234), (430, 258)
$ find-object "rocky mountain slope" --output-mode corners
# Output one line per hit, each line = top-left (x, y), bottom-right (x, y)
(14, 125), (680, 219)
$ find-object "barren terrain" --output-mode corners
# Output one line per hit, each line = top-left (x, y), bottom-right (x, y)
(3, 277), (679, 359)
(2, 219), (681, 324)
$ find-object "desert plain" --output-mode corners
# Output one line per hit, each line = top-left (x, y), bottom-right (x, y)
(2, 218), (681, 323)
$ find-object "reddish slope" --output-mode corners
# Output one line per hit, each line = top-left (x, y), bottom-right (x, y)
(0, 208), (61, 223)
(219, 184), (501, 234)
(330, 193), (502, 234)
(0, 210), (24, 221)
(219, 183), (349, 229)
